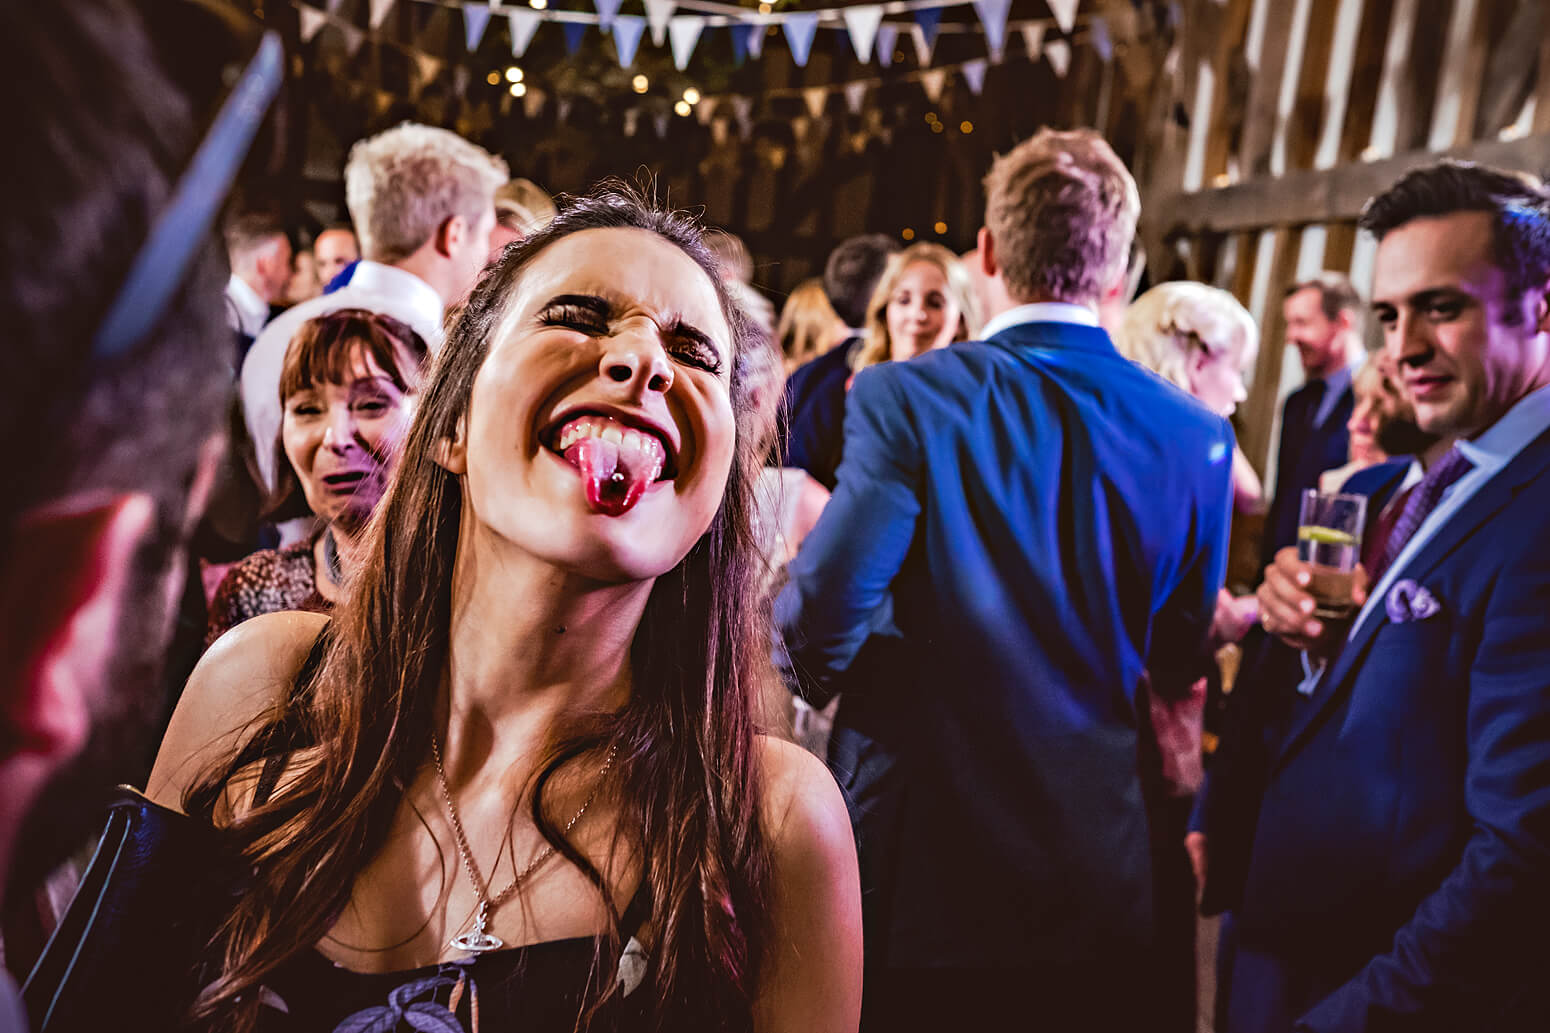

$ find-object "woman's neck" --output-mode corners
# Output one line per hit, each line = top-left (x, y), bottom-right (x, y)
(314, 521), (367, 602)
(438, 525), (650, 780)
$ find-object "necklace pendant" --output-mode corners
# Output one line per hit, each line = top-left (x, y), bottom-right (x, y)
(450, 903), (504, 954)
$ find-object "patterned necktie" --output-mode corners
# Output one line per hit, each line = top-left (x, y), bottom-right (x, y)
(1370, 447), (1475, 585)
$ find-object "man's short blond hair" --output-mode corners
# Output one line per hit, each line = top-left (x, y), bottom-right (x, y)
(344, 122), (508, 263)
(982, 128), (1141, 307)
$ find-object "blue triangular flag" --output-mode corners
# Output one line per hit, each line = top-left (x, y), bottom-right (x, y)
(462, 3), (493, 51)
(594, 0), (623, 30)
(961, 57), (987, 94)
(729, 22), (752, 65)
(612, 14), (645, 66)
(1090, 16), (1114, 61)
(876, 23), (898, 67)
(971, 0), (1011, 62)
(563, 21), (587, 54)
(783, 12), (819, 67)
(913, 6), (942, 47)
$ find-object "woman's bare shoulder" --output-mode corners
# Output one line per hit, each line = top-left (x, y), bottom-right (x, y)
(145, 610), (330, 811)
(755, 735), (850, 852)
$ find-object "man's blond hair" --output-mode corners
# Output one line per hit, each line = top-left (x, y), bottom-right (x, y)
(344, 122), (508, 263)
(982, 128), (1140, 307)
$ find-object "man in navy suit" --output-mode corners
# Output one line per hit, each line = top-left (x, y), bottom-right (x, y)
(1261, 274), (1366, 571)
(1228, 161), (1550, 1033)
(776, 129), (1234, 1029)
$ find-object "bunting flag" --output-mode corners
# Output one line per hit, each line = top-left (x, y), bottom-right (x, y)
(369, 0), (396, 29)
(729, 23), (752, 65)
(645, 0), (675, 47)
(747, 21), (767, 59)
(623, 109), (641, 137)
(731, 94), (754, 139)
(341, 22), (366, 56)
(844, 81), (867, 116)
(803, 86), (827, 119)
(653, 111), (671, 138)
(1047, 0), (1079, 35)
(508, 9), (542, 56)
(791, 114), (811, 142)
(842, 5), (884, 63)
(972, 0), (1011, 63)
(563, 21), (587, 55)
(414, 52), (444, 88)
(374, 89), (395, 116)
(556, 97), (573, 123)
(921, 67), (947, 103)
(668, 15), (704, 70)
(593, 0), (623, 30)
(325, 0), (347, 11)
(913, 7), (942, 48)
(463, 3), (493, 51)
(1044, 38), (1071, 78)
(910, 23), (935, 67)
(299, 5), (327, 43)
(783, 12), (820, 67)
(1020, 22), (1045, 60)
(695, 100), (715, 125)
(875, 23), (898, 67)
(524, 86), (547, 118)
(960, 57), (987, 94)
(612, 14), (646, 66)
(452, 65), (472, 97)
(711, 118), (730, 145)
(1089, 16), (1113, 61)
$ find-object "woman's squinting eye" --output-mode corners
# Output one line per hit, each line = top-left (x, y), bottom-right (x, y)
(668, 333), (723, 375)
(539, 300), (609, 333)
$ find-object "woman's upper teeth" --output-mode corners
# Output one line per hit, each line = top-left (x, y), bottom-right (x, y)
(558, 415), (663, 458)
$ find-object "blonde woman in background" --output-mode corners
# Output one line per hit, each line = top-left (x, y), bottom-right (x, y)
(777, 278), (846, 372)
(852, 242), (981, 373)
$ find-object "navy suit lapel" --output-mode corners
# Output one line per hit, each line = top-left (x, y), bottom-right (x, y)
(1273, 430), (1550, 772)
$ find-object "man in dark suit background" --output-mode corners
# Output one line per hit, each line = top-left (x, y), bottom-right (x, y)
(779, 233), (898, 489)
(776, 128), (1234, 1030)
(1225, 160), (1550, 1033)
(1262, 274), (1366, 570)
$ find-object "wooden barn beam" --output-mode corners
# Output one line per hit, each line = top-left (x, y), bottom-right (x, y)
(1151, 132), (1550, 237)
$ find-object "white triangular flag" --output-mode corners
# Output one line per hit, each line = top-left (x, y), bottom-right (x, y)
(463, 3), (493, 51)
(803, 86), (827, 119)
(844, 81), (867, 115)
(783, 12), (820, 67)
(453, 65), (471, 96)
(524, 86), (547, 118)
(971, 0), (1011, 63)
(842, 5), (884, 63)
(1020, 23), (1045, 60)
(594, 0), (623, 30)
(624, 109), (641, 137)
(508, 9), (542, 56)
(299, 5), (327, 43)
(921, 67), (947, 102)
(791, 114), (811, 142)
(910, 23), (935, 67)
(612, 14), (645, 66)
(1047, 0), (1078, 34)
(414, 52), (444, 86)
(876, 23), (898, 67)
(556, 97), (572, 123)
(960, 57), (987, 94)
(696, 99), (715, 125)
(1045, 38), (1071, 78)
(645, 0), (675, 47)
(668, 15), (705, 70)
(326, 0), (347, 11)
(341, 23), (366, 56)
(369, 0), (396, 29)
(731, 94), (754, 136)
(653, 111), (671, 138)
(711, 118), (729, 145)
(748, 20), (767, 59)
(1089, 16), (1113, 61)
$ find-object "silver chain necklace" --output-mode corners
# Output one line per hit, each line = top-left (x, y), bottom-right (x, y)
(429, 733), (619, 954)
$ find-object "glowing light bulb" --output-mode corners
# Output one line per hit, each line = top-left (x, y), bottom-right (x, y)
(486, 71), (501, 86)
(506, 66), (524, 83)
(683, 87), (701, 104)
(632, 74), (649, 94)
(674, 100), (692, 116)
(901, 227), (915, 241)
(933, 221), (947, 234)
(530, 0), (547, 9)
(510, 82), (527, 98)
(959, 120), (973, 134)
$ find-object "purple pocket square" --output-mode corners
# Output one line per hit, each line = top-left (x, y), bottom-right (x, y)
(1385, 579), (1442, 623)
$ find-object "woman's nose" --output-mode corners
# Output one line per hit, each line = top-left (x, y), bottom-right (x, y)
(322, 407), (357, 452)
(600, 327), (674, 395)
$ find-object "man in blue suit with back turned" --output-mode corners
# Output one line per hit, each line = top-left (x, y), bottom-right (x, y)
(776, 129), (1235, 1031)
(1232, 161), (1550, 1032)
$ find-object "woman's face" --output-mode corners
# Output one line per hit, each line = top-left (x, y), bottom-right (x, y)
(1347, 362), (1390, 465)
(885, 261), (961, 362)
(448, 227), (736, 583)
(1187, 334), (1256, 417)
(282, 347), (418, 531)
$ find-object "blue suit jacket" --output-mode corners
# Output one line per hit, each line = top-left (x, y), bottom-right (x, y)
(1263, 380), (1355, 572)
(776, 320), (1234, 968)
(1230, 431), (1550, 1032)
(779, 338), (857, 490)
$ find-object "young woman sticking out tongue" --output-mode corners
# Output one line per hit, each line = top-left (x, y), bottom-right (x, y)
(148, 187), (862, 1033)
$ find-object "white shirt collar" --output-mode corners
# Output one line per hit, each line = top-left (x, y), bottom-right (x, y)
(225, 273), (269, 335)
(980, 301), (1100, 341)
(1455, 379), (1550, 476)
(346, 261), (444, 331)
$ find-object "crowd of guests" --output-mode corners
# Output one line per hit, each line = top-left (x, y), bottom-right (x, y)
(5, 4), (1550, 1033)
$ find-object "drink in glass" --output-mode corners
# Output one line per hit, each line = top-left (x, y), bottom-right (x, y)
(1297, 490), (1366, 619)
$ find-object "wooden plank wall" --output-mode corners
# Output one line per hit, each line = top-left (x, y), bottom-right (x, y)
(1136, 0), (1550, 483)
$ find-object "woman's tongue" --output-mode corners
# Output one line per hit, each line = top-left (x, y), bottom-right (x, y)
(563, 435), (654, 516)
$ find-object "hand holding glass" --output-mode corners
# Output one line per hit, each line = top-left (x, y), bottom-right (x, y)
(1297, 490), (1367, 619)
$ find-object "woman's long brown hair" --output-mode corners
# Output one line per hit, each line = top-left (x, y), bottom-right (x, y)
(184, 184), (776, 1031)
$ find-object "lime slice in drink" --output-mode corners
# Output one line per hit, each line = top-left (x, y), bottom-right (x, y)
(1298, 525), (1356, 547)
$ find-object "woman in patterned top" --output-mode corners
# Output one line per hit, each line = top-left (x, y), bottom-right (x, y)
(205, 309), (428, 645)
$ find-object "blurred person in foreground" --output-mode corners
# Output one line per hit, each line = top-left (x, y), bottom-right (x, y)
(488, 177), (558, 253)
(780, 234), (899, 489)
(777, 129), (1234, 1030)
(1217, 160), (1550, 1032)
(776, 278), (846, 372)
(205, 310), (427, 646)
(241, 123), (505, 507)
(0, 0), (256, 1024)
